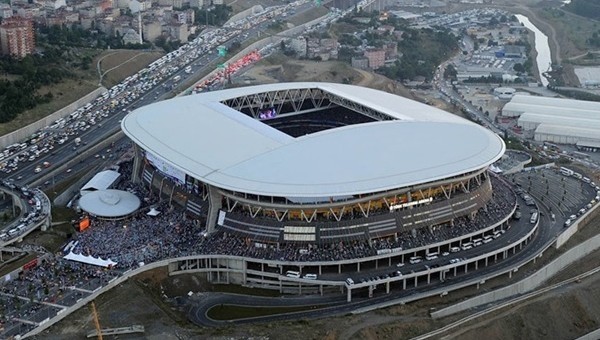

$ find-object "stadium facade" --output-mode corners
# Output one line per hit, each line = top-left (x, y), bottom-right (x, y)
(122, 82), (507, 247)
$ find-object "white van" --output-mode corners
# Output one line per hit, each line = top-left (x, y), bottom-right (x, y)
(303, 273), (317, 280)
(346, 278), (355, 285)
(450, 247), (460, 253)
(461, 242), (473, 250)
(425, 252), (439, 260)
(8, 228), (18, 236)
(409, 256), (423, 264)
(285, 270), (300, 278)
(473, 238), (483, 246)
(0, 232), (8, 240)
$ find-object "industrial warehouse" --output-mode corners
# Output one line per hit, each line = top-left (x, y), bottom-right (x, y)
(502, 94), (600, 149)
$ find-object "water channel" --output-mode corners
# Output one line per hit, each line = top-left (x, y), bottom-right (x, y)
(515, 14), (552, 87)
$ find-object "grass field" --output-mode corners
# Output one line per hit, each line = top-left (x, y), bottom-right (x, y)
(96, 50), (164, 88)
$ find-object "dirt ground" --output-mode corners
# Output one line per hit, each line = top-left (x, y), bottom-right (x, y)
(236, 55), (416, 100)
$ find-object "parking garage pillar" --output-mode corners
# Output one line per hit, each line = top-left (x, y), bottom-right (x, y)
(386, 282), (390, 294)
(403, 279), (407, 290)
(414, 276), (418, 288)
(465, 264), (468, 274)
(206, 185), (223, 234)
(131, 144), (142, 183)
(475, 261), (478, 270)
(485, 257), (488, 267)
(357, 262), (360, 272)
(427, 273), (431, 284)
(347, 288), (352, 302)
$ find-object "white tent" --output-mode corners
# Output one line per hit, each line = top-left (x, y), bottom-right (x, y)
(147, 208), (161, 216)
(63, 251), (118, 268)
(80, 170), (121, 196)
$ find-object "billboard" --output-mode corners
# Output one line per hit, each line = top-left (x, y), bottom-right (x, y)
(78, 217), (90, 232)
(145, 151), (186, 184)
(259, 108), (277, 120)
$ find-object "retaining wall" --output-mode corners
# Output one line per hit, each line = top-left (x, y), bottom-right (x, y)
(0, 87), (106, 150)
(431, 232), (600, 319)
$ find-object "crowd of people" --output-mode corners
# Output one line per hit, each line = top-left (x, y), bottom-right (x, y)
(0, 162), (519, 337)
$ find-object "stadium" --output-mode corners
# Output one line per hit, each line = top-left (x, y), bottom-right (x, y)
(121, 83), (535, 299)
(121, 82), (519, 292)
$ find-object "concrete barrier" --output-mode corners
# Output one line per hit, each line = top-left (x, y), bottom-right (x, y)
(0, 87), (107, 150)
(555, 202), (599, 249)
(226, 5), (264, 23)
(431, 232), (600, 319)
(577, 327), (600, 340)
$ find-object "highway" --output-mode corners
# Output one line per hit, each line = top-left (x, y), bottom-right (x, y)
(0, 0), (596, 335)
(0, 1), (323, 199)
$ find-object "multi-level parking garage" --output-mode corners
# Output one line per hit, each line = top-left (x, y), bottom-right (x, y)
(119, 82), (534, 297)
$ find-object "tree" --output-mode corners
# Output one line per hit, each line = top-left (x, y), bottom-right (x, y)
(513, 63), (525, 73)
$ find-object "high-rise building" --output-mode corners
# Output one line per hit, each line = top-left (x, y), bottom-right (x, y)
(0, 17), (35, 58)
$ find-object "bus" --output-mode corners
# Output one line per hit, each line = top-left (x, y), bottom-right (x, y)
(560, 167), (574, 176)
(530, 211), (539, 224)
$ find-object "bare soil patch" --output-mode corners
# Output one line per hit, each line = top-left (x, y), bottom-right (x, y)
(237, 55), (415, 100)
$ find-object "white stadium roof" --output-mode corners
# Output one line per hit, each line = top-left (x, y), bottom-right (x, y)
(122, 82), (505, 198)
